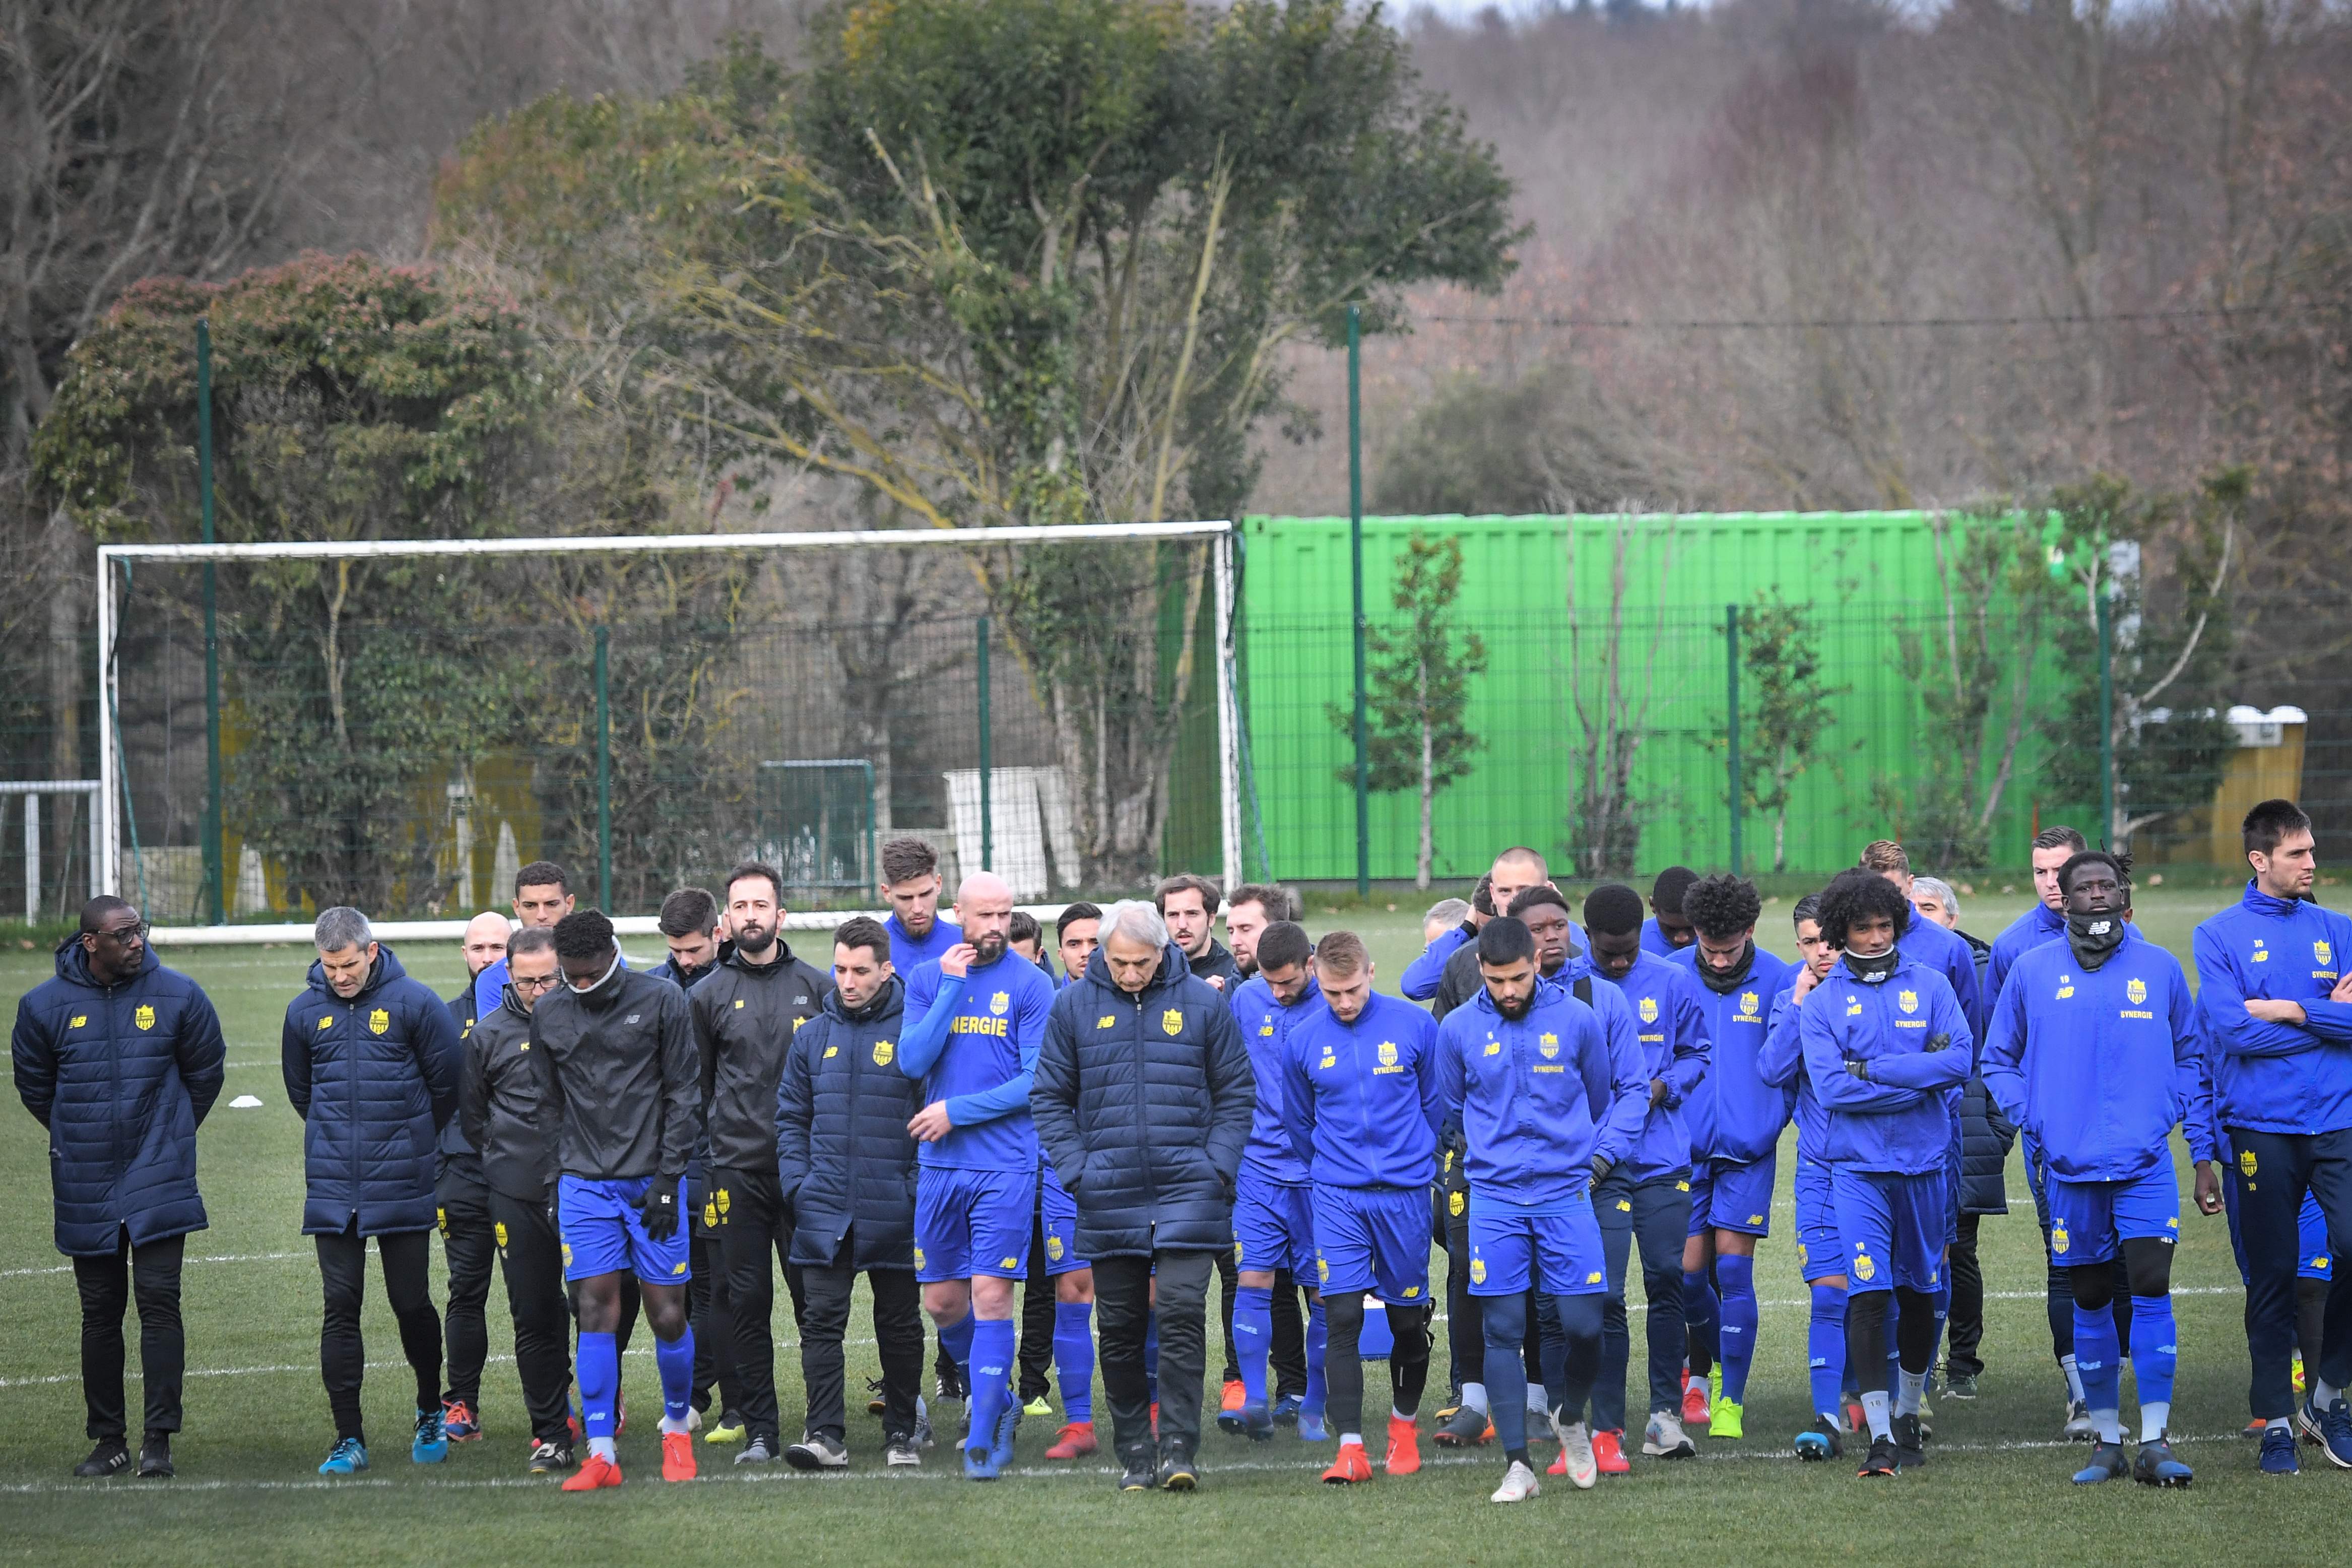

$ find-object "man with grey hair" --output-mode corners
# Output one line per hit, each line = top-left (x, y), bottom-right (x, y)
(1034, 898), (1254, 1491)
(282, 907), (463, 1475)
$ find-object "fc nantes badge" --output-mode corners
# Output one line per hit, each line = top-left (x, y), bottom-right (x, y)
(134, 1003), (156, 1031)
(369, 1007), (391, 1034)
(990, 990), (1010, 1016)
(1638, 997), (1659, 1024)
(1539, 1031), (1559, 1059)
(1161, 1008), (1184, 1036)
(873, 1038), (895, 1067)
(1898, 989), (1918, 1014)
(1378, 1040), (1398, 1068)
(1739, 991), (1759, 1016)
(2126, 977), (2147, 1005)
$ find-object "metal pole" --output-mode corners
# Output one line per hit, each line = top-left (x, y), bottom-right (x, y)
(1348, 303), (1369, 896)
(96, 551), (117, 896)
(2097, 588), (2115, 848)
(23, 793), (37, 923)
(595, 626), (612, 910)
(1212, 531), (1240, 893)
(1726, 603), (1742, 878)
(198, 319), (224, 924)
(977, 616), (993, 873)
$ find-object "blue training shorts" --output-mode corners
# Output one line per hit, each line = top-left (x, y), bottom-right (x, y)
(1234, 1171), (1317, 1279)
(1313, 1183), (1431, 1303)
(559, 1173), (691, 1284)
(1038, 1161), (1089, 1276)
(2047, 1165), (2179, 1267)
(1831, 1165), (1946, 1294)
(1705, 1153), (1777, 1239)
(1793, 1154), (1842, 1283)
(2303, 1192), (2335, 1282)
(916, 1166), (1033, 1283)
(1467, 1196), (1607, 1298)
(1683, 1165), (1714, 1238)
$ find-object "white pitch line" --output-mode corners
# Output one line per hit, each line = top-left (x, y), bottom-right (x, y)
(0, 1251), (310, 1280)
(0, 1430), (2258, 1496)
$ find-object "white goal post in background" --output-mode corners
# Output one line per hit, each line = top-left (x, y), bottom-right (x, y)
(94, 520), (1241, 935)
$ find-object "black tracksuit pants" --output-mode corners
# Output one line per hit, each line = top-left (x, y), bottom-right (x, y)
(712, 1167), (807, 1444)
(800, 1234), (924, 1443)
(73, 1230), (186, 1443)
(315, 1223), (440, 1445)
(436, 1173), (495, 1409)
(488, 1190), (575, 1444)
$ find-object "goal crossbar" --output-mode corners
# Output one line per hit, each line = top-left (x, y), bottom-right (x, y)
(95, 520), (1242, 915)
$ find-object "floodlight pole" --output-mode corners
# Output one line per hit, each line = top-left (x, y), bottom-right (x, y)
(198, 319), (224, 924)
(1725, 603), (1742, 877)
(977, 616), (993, 873)
(2098, 587), (2116, 848)
(1348, 303), (1369, 897)
(595, 626), (612, 911)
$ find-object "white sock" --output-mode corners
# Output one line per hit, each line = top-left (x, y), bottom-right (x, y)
(1339, 1432), (1363, 1450)
(2093, 1407), (2122, 1445)
(1526, 1385), (1547, 1415)
(2318, 1379), (2342, 1410)
(2061, 1353), (2085, 1404)
(917, 1394), (929, 1420)
(1462, 1381), (1489, 1415)
(1392, 1406), (1415, 1424)
(590, 1435), (617, 1462)
(660, 1415), (690, 1436)
(2141, 1401), (2170, 1442)
(1860, 1390), (1891, 1442)
(1896, 1369), (1926, 1418)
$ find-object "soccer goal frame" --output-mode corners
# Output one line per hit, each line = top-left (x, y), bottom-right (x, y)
(94, 519), (1241, 922)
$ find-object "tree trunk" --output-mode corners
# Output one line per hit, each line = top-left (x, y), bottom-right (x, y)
(43, 510), (84, 911)
(1417, 698), (1435, 891)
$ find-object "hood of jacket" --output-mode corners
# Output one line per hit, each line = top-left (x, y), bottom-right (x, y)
(53, 930), (159, 991)
(824, 973), (905, 1026)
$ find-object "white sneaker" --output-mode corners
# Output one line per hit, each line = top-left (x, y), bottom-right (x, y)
(1489, 1459), (1541, 1503)
(1643, 1411), (1696, 1458)
(1551, 1416), (1598, 1489)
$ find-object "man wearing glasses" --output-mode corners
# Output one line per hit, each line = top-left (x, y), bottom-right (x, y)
(13, 897), (226, 1479)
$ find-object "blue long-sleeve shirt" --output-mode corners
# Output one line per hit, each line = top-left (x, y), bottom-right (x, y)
(1982, 927), (2215, 1181)
(1594, 950), (1711, 1178)
(1282, 993), (1442, 1190)
(1640, 917), (1687, 958)
(887, 913), (963, 977)
(1798, 956), (1973, 1174)
(1436, 977), (1648, 1214)
(897, 950), (1056, 1169)
(1228, 971), (1322, 1184)
(1985, 902), (2065, 1007)
(1402, 925), (1472, 1002)
(1900, 909), (1986, 1037)
(1757, 981), (1826, 1157)
(1673, 945), (1797, 1164)
(2194, 881), (2352, 1136)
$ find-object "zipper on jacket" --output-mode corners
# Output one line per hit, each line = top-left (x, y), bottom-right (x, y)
(1133, 991), (1157, 1210)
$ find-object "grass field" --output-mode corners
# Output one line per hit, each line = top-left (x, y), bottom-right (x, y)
(2, 885), (2342, 1565)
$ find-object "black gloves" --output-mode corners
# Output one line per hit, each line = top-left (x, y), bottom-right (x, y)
(1590, 1154), (1613, 1188)
(1843, 1058), (1871, 1082)
(639, 1175), (681, 1242)
(1924, 1032), (1952, 1053)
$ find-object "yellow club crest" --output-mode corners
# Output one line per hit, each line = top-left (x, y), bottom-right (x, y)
(1898, 989), (1918, 1014)
(1853, 1251), (1876, 1282)
(872, 1038), (895, 1067)
(2051, 1223), (2070, 1255)
(369, 1007), (390, 1035)
(2240, 1148), (2258, 1178)
(1638, 997), (1659, 1024)
(2126, 977), (2147, 1006)
(1739, 991), (1758, 1016)
(1538, 1031), (1559, 1060)
(493, 1221), (509, 1249)
(913, 1247), (926, 1269)
(134, 1003), (156, 1031)
(561, 1243), (574, 1268)
(715, 1186), (731, 1215)
(703, 1200), (718, 1227)
(1469, 1256), (1487, 1285)
(1317, 1256), (1331, 1283)
(2321, 941), (2335, 966)
(1449, 1191), (1465, 1216)
(1378, 1040), (1398, 1068)
(989, 990), (1010, 1016)
(1162, 1008), (1184, 1036)
(1047, 1235), (1064, 1261)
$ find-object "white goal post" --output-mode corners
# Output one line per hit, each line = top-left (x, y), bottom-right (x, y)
(96, 520), (1241, 928)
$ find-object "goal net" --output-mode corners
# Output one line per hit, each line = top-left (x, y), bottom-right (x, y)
(95, 523), (1237, 925)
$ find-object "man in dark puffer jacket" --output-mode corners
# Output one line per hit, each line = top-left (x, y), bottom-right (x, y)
(13, 896), (225, 1480)
(776, 915), (923, 1468)
(1033, 899), (1253, 1493)
(283, 906), (463, 1475)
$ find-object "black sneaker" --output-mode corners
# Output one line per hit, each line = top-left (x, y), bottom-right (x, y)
(1892, 1412), (1928, 1469)
(867, 1379), (890, 1416)
(74, 1440), (130, 1479)
(1156, 1439), (1199, 1491)
(1942, 1370), (1980, 1401)
(1857, 1435), (1900, 1477)
(137, 1434), (173, 1478)
(527, 1439), (573, 1473)
(1794, 1415), (1844, 1462)
(1118, 1449), (1157, 1491)
(934, 1357), (967, 1403)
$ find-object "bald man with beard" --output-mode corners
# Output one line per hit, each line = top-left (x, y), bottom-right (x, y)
(435, 910), (511, 1441)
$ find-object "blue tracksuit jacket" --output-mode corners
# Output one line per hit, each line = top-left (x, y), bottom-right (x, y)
(1673, 944), (1797, 1164)
(1435, 977), (1648, 1208)
(1986, 903), (2065, 1009)
(1283, 993), (1442, 1189)
(1900, 909), (1987, 1036)
(1228, 971), (1320, 1184)
(1798, 956), (1973, 1175)
(2194, 881), (2352, 1136)
(1594, 949), (1710, 1178)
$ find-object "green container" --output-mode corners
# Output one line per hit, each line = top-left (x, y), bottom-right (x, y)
(1238, 511), (2081, 882)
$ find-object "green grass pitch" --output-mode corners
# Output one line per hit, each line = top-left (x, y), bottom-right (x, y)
(1, 889), (2340, 1564)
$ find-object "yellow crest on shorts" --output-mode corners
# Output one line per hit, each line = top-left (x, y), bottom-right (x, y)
(1469, 1256), (1487, 1285)
(1449, 1191), (1465, 1217)
(1162, 1008), (1184, 1036)
(1047, 1235), (1064, 1262)
(369, 1007), (390, 1034)
(2240, 1148), (2259, 1178)
(872, 1038), (895, 1067)
(913, 1246), (926, 1269)
(1638, 997), (1658, 1024)
(1378, 1040), (1398, 1068)
(990, 990), (1009, 1016)
(1317, 1256), (1330, 1283)
(1853, 1251), (1876, 1282)
(134, 1004), (156, 1031)
(2126, 977), (2147, 1005)
(1898, 990), (1918, 1014)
